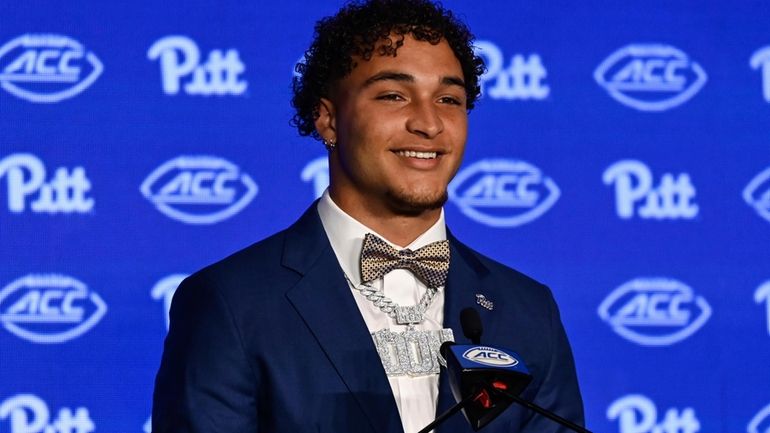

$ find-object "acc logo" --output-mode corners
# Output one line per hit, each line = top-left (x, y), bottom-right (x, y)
(594, 44), (707, 111)
(0, 34), (103, 103)
(0, 153), (94, 214)
(301, 156), (329, 199)
(603, 160), (698, 220)
(748, 403), (770, 433)
(0, 394), (94, 433)
(151, 274), (187, 331)
(750, 46), (770, 102)
(462, 346), (518, 367)
(743, 166), (770, 223)
(607, 394), (700, 433)
(449, 159), (559, 227)
(474, 41), (549, 101)
(0, 274), (107, 344)
(148, 36), (247, 96)
(598, 277), (711, 346)
(141, 156), (257, 224)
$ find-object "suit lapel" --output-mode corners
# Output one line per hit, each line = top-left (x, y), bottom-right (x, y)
(436, 234), (505, 432)
(283, 205), (403, 433)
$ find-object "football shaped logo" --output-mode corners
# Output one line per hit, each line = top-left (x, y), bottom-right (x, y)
(0, 274), (107, 344)
(0, 34), (103, 103)
(449, 159), (559, 227)
(462, 346), (518, 367)
(595, 44), (707, 111)
(598, 277), (711, 346)
(141, 156), (258, 224)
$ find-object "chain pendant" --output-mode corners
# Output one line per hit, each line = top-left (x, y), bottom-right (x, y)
(372, 328), (454, 377)
(395, 305), (422, 325)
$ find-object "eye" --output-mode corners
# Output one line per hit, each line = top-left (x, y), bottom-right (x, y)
(438, 95), (464, 106)
(376, 93), (405, 101)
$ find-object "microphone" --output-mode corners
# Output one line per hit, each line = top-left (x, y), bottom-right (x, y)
(443, 308), (533, 430)
(460, 307), (483, 344)
(420, 308), (592, 433)
(420, 308), (532, 433)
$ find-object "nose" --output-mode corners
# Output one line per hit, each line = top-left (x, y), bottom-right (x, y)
(405, 100), (444, 139)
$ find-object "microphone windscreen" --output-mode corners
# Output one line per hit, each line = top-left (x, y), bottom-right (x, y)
(460, 307), (483, 344)
(440, 341), (456, 359)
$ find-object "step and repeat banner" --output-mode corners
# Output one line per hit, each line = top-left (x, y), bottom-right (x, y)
(1, 1), (768, 432)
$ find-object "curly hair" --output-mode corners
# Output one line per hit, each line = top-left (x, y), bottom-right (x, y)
(291, 0), (486, 140)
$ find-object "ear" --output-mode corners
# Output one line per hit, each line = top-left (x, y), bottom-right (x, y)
(314, 97), (337, 140)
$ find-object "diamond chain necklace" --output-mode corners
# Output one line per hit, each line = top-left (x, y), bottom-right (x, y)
(343, 274), (438, 326)
(343, 274), (453, 377)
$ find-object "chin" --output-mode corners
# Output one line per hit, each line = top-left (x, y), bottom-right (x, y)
(385, 189), (448, 216)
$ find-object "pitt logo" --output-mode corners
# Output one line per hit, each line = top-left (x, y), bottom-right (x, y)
(743, 166), (770, 223)
(474, 41), (549, 101)
(607, 394), (701, 433)
(0, 34), (103, 103)
(0, 153), (94, 214)
(0, 274), (107, 344)
(0, 394), (95, 433)
(141, 156), (258, 224)
(603, 160), (698, 220)
(449, 159), (560, 228)
(148, 36), (247, 96)
(594, 44), (707, 111)
(462, 347), (518, 367)
(598, 277), (711, 346)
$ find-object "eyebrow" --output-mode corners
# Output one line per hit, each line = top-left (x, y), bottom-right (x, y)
(363, 71), (413, 87)
(362, 70), (466, 89)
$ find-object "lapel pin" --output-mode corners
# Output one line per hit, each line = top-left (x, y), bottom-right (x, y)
(475, 294), (494, 311)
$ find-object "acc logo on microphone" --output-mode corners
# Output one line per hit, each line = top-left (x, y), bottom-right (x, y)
(462, 346), (518, 367)
(141, 156), (258, 224)
(594, 44), (707, 111)
(598, 277), (711, 346)
(0, 274), (107, 344)
(0, 34), (103, 103)
(743, 166), (770, 223)
(448, 159), (560, 227)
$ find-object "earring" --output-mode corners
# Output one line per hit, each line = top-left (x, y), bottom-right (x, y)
(323, 137), (336, 151)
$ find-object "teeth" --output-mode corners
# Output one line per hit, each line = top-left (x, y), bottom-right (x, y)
(396, 150), (438, 159)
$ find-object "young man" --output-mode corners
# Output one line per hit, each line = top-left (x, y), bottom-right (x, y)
(152, 1), (584, 432)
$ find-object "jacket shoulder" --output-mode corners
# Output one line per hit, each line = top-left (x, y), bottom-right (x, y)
(453, 237), (550, 292)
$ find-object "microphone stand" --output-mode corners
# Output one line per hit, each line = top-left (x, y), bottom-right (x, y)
(417, 382), (593, 433)
(417, 391), (478, 433)
(488, 386), (592, 433)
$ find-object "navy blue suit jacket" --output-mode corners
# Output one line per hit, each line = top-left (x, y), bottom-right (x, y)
(152, 204), (584, 432)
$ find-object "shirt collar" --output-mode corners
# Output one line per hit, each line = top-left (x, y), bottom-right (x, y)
(317, 189), (447, 286)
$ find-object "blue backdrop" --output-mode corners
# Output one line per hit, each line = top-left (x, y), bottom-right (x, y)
(1, 1), (769, 432)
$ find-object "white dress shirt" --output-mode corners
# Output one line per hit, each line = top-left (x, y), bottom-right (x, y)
(317, 190), (446, 433)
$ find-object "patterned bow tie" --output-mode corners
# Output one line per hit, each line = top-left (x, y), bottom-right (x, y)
(359, 233), (450, 288)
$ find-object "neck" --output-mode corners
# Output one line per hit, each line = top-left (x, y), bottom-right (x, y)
(329, 189), (442, 247)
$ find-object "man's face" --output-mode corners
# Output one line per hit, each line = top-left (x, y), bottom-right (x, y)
(319, 34), (468, 216)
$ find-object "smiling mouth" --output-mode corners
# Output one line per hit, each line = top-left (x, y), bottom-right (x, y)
(394, 150), (439, 159)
